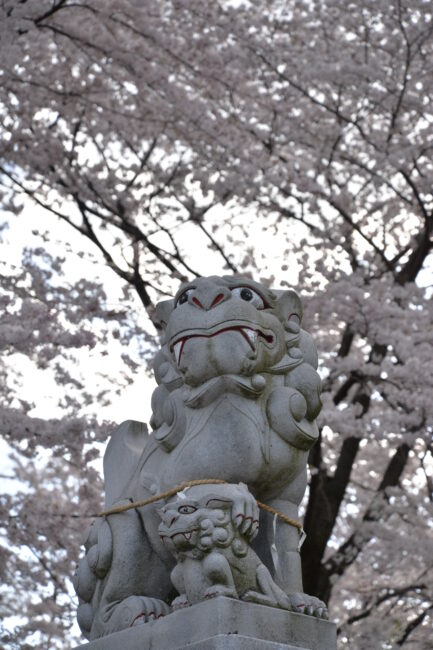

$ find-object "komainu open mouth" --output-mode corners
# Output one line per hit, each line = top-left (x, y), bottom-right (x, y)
(170, 323), (275, 366)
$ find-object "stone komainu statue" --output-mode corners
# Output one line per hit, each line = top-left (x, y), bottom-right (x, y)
(158, 482), (294, 611)
(73, 276), (327, 639)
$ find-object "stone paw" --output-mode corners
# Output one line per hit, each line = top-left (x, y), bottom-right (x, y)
(105, 595), (171, 633)
(288, 593), (328, 619)
(172, 594), (191, 610)
(204, 585), (237, 600)
(231, 482), (260, 541)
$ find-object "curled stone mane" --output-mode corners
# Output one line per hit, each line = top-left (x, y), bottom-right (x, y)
(150, 275), (321, 456)
(74, 275), (329, 641)
(194, 507), (248, 558)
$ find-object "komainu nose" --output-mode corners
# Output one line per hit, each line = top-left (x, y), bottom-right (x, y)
(190, 285), (231, 311)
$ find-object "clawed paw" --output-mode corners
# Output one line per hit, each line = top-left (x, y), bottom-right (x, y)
(231, 483), (260, 541)
(127, 596), (171, 626)
(172, 595), (191, 610)
(204, 585), (237, 600)
(288, 593), (328, 619)
(105, 595), (171, 632)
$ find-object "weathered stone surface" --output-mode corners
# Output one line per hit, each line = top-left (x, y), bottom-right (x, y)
(74, 276), (329, 641)
(158, 482), (294, 611)
(74, 597), (336, 650)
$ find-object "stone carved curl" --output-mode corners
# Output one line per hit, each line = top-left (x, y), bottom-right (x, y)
(158, 483), (292, 611)
(74, 276), (328, 640)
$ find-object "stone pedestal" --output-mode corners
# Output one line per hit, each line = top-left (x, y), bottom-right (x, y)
(74, 597), (336, 650)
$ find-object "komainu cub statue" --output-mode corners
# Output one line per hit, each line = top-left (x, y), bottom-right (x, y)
(158, 482), (293, 611)
(74, 276), (327, 639)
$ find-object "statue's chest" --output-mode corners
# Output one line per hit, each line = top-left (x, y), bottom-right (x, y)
(162, 396), (267, 486)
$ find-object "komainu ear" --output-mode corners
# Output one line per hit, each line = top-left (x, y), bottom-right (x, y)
(274, 289), (303, 325)
(156, 299), (175, 329)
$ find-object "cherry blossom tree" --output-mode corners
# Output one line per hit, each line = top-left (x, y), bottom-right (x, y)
(1, 1), (432, 648)
(0, 238), (153, 648)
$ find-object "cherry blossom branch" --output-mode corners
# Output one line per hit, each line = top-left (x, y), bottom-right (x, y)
(396, 604), (433, 646)
(342, 583), (428, 627)
(317, 442), (411, 603)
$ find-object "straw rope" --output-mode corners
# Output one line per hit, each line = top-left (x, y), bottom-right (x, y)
(97, 478), (303, 533)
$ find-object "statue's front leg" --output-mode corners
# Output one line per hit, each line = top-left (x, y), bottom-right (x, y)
(255, 472), (328, 620)
(258, 496), (304, 594)
(170, 563), (191, 610)
(74, 505), (173, 639)
(202, 551), (238, 599)
(259, 502), (327, 618)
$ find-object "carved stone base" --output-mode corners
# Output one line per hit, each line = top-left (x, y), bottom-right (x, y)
(74, 597), (336, 650)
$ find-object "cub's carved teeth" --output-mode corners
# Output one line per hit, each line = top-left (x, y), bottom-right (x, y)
(170, 529), (197, 542)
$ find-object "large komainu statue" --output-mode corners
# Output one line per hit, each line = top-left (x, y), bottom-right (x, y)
(74, 276), (327, 639)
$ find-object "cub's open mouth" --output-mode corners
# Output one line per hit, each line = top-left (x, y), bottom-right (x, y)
(160, 528), (199, 542)
(170, 324), (275, 366)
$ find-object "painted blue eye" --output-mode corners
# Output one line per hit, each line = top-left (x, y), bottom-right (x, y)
(231, 286), (265, 309)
